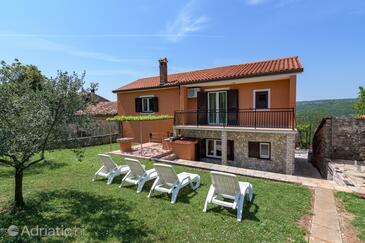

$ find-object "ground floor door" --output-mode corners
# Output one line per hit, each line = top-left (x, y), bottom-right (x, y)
(206, 139), (222, 158)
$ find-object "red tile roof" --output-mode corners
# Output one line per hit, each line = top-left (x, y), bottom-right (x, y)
(113, 56), (303, 92)
(84, 101), (117, 117)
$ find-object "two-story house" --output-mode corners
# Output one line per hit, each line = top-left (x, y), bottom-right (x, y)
(113, 56), (303, 174)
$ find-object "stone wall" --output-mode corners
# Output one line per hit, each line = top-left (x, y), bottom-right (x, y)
(312, 117), (365, 178)
(180, 129), (296, 174)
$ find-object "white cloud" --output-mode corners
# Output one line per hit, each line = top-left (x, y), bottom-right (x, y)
(87, 69), (137, 76)
(0, 32), (221, 41)
(6, 36), (148, 64)
(0, 33), (191, 38)
(245, 0), (267, 6)
(245, 0), (300, 7)
(165, 1), (209, 42)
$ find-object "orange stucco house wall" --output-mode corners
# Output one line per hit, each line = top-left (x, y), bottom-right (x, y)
(117, 87), (179, 143)
(116, 75), (297, 143)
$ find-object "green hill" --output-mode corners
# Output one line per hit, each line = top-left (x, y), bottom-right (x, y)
(296, 98), (356, 148)
(297, 98), (356, 117)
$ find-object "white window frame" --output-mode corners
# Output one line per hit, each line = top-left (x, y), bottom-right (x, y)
(206, 139), (222, 159)
(207, 91), (227, 125)
(139, 95), (154, 113)
(259, 142), (270, 159)
(253, 89), (271, 110)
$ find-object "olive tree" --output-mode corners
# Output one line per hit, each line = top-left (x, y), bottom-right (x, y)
(0, 60), (92, 209)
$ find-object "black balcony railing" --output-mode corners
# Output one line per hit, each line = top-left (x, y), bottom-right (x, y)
(174, 108), (295, 129)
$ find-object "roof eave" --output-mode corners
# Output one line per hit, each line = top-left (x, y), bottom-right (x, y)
(112, 68), (303, 93)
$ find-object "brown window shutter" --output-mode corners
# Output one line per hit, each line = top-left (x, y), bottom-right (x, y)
(152, 97), (158, 112)
(227, 140), (234, 161)
(199, 138), (206, 160)
(197, 91), (207, 125)
(227, 89), (239, 125)
(135, 98), (142, 112)
(248, 142), (259, 158)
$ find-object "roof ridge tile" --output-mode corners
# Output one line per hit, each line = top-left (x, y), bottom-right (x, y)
(113, 56), (303, 92)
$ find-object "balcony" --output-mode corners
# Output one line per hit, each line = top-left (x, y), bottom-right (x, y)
(174, 108), (296, 130)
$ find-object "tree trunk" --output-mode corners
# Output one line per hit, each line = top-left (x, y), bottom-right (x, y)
(14, 169), (25, 208)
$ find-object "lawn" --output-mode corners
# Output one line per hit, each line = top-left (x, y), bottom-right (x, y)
(0, 144), (311, 242)
(336, 192), (365, 242)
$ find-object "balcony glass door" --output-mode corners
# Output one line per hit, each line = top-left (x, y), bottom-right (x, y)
(208, 91), (227, 125)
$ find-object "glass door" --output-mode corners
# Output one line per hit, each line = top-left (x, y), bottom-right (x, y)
(219, 92), (227, 125)
(208, 92), (217, 124)
(206, 139), (222, 158)
(208, 91), (227, 125)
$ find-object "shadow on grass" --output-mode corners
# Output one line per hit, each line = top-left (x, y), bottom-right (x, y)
(149, 183), (203, 204)
(206, 194), (260, 222)
(0, 160), (68, 178)
(119, 179), (156, 193)
(0, 190), (151, 242)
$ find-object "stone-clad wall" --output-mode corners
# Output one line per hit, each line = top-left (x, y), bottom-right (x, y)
(331, 118), (365, 160)
(312, 117), (365, 178)
(180, 129), (296, 174)
(311, 119), (333, 177)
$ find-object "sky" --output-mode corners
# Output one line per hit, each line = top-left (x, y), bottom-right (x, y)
(0, 0), (364, 101)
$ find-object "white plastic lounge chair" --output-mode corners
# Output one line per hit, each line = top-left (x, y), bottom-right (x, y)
(93, 154), (129, 184)
(203, 171), (253, 222)
(119, 158), (158, 193)
(148, 163), (201, 204)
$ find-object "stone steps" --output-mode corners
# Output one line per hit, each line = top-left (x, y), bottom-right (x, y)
(160, 153), (178, 161)
(151, 150), (173, 159)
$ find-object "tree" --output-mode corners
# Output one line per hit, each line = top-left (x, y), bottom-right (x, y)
(353, 86), (365, 116)
(0, 60), (92, 209)
(296, 110), (330, 148)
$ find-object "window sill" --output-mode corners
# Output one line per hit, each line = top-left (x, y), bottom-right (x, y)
(139, 112), (155, 114)
(254, 108), (270, 111)
(248, 156), (271, 161)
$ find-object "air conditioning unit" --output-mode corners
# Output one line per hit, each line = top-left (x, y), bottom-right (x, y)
(187, 88), (200, 98)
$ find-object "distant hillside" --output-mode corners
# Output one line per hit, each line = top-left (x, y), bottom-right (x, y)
(296, 98), (357, 147)
(297, 98), (356, 117)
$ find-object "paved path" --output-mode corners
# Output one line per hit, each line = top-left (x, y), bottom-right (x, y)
(294, 150), (322, 179)
(310, 188), (342, 243)
(159, 158), (353, 193)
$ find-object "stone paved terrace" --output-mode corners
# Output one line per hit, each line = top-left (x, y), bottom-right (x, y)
(110, 142), (172, 160)
(109, 146), (356, 193)
(158, 158), (353, 193)
(329, 159), (365, 193)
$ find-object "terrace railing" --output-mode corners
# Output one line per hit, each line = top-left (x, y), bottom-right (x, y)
(174, 108), (295, 130)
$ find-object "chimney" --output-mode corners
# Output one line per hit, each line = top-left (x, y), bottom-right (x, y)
(159, 57), (168, 85)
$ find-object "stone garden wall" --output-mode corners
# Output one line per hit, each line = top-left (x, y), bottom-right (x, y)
(312, 117), (365, 178)
(180, 129), (296, 174)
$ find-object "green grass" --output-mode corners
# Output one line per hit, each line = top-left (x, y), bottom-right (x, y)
(0, 144), (311, 242)
(336, 192), (365, 242)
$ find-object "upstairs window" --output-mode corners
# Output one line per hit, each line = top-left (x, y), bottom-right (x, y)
(142, 97), (153, 113)
(254, 89), (270, 110)
(135, 96), (158, 113)
(248, 141), (271, 160)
